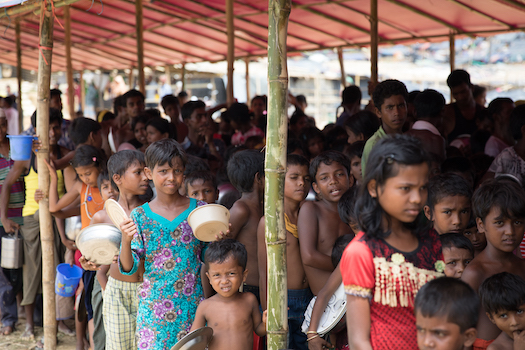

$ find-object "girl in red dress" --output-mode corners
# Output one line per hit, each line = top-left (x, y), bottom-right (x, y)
(340, 135), (444, 350)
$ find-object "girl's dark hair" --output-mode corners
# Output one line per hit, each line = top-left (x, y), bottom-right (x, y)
(71, 144), (106, 171)
(146, 117), (175, 139)
(97, 170), (112, 190)
(344, 110), (380, 141)
(479, 272), (525, 315)
(144, 139), (187, 170)
(131, 115), (150, 132)
(299, 127), (324, 158)
(357, 135), (429, 239)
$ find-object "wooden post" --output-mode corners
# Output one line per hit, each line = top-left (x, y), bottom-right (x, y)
(165, 65), (171, 94)
(79, 70), (85, 112)
(245, 57), (250, 106)
(181, 63), (186, 91)
(449, 32), (455, 72)
(266, 0), (291, 349)
(135, 0), (145, 94)
(36, 1), (56, 349)
(128, 66), (134, 90)
(337, 47), (346, 88)
(370, 0), (378, 84)
(64, 5), (74, 119)
(226, 0), (234, 106)
(16, 19), (23, 133)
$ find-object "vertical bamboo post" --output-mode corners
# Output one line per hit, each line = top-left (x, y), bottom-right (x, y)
(337, 47), (346, 88)
(79, 70), (85, 112)
(36, 2), (56, 349)
(226, 0), (234, 106)
(266, 0), (291, 349)
(165, 64), (171, 94)
(128, 66), (134, 90)
(16, 19), (23, 133)
(449, 32), (455, 72)
(370, 0), (378, 84)
(245, 57), (250, 106)
(135, 0), (145, 94)
(64, 5), (74, 119)
(181, 63), (186, 91)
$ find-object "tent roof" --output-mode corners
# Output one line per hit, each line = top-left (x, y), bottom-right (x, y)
(1, 0), (525, 72)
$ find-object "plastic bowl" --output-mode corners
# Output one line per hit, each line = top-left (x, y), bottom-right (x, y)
(187, 204), (230, 242)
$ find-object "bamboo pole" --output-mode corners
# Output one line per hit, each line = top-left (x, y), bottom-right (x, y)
(64, 5), (75, 120)
(181, 63), (186, 91)
(79, 70), (85, 112)
(266, 0), (290, 349)
(226, 0), (234, 106)
(370, 0), (378, 84)
(36, 2), (56, 349)
(337, 47), (346, 88)
(135, 0), (145, 94)
(0, 0), (80, 19)
(245, 57), (250, 106)
(16, 19), (23, 133)
(128, 66), (134, 90)
(449, 32), (455, 72)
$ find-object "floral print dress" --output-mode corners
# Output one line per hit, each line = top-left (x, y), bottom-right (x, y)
(119, 198), (206, 350)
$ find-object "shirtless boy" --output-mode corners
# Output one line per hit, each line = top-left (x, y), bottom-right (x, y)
(298, 151), (354, 295)
(191, 239), (267, 350)
(227, 150), (264, 302)
(462, 178), (525, 350)
(258, 154), (312, 349)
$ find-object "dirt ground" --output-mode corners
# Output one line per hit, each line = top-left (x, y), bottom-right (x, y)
(0, 318), (76, 350)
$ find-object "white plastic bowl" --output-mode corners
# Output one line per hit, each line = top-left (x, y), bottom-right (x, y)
(187, 204), (230, 242)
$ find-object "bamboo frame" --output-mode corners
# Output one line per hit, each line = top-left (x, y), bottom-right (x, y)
(337, 48), (346, 88)
(64, 5), (75, 120)
(36, 2), (56, 349)
(450, 32), (455, 72)
(0, 0), (80, 19)
(447, 0), (514, 29)
(136, 0), (145, 94)
(370, 0), (378, 84)
(226, 0), (234, 106)
(266, 0), (291, 349)
(245, 57), (250, 106)
(79, 69), (84, 112)
(181, 63), (186, 91)
(16, 19), (23, 133)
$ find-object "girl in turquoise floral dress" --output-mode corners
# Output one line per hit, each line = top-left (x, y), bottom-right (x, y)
(119, 139), (208, 350)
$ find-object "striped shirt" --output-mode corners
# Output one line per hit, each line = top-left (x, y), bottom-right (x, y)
(0, 153), (25, 226)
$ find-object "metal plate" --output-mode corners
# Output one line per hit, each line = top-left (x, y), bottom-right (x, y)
(170, 327), (213, 350)
(301, 283), (347, 336)
(75, 224), (121, 265)
(104, 199), (128, 229)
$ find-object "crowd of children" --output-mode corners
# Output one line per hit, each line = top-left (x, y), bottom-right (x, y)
(0, 67), (524, 350)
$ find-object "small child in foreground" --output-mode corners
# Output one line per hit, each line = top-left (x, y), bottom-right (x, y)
(191, 239), (267, 350)
(440, 233), (474, 279)
(479, 273), (525, 350)
(424, 173), (472, 235)
(415, 277), (478, 350)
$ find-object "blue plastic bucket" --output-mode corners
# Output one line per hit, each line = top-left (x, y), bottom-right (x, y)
(6, 135), (35, 161)
(55, 263), (83, 297)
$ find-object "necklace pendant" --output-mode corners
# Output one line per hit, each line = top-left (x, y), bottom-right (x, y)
(87, 196), (92, 202)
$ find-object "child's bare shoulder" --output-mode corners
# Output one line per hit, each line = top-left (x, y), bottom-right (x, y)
(461, 258), (487, 289)
(91, 209), (112, 225)
(230, 199), (251, 217)
(298, 201), (320, 217)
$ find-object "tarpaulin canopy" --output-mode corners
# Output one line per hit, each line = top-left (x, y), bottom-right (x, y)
(0, 0), (525, 72)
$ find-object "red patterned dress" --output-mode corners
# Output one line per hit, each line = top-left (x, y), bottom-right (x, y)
(340, 230), (444, 350)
